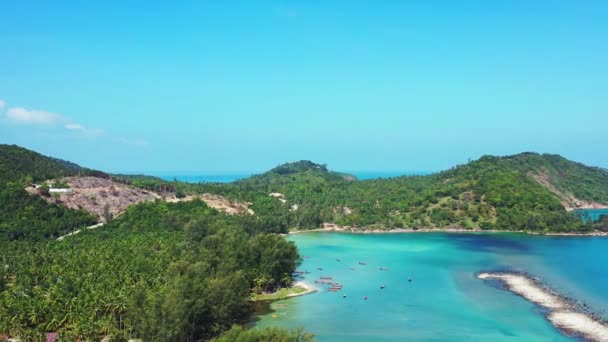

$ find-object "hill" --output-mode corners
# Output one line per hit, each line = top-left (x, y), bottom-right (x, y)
(196, 153), (608, 233)
(0, 145), (99, 241)
(2, 145), (608, 237)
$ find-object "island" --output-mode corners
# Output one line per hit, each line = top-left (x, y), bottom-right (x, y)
(1, 144), (608, 341)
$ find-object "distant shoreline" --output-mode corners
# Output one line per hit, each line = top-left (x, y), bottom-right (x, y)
(289, 225), (608, 237)
(477, 272), (608, 341)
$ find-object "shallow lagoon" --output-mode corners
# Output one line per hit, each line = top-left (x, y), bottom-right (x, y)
(255, 232), (608, 341)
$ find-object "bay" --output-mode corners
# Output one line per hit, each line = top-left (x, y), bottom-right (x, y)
(255, 232), (608, 341)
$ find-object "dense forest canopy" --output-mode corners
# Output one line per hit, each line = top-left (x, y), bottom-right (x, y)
(0, 200), (301, 340)
(1, 144), (608, 340)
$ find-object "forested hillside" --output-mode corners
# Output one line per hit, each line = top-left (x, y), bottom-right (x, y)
(1, 145), (607, 340)
(0, 145), (97, 241)
(0, 145), (305, 340)
(0, 200), (301, 340)
(193, 154), (608, 233)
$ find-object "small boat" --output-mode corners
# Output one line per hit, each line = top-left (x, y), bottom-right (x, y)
(380, 285), (385, 289)
(314, 280), (320, 284)
(320, 276), (333, 280)
(328, 287), (342, 291)
(317, 267), (323, 270)
(343, 294), (347, 298)
(336, 258), (341, 262)
(349, 267), (356, 270)
(408, 278), (412, 283)
(364, 296), (368, 300)
(358, 262), (367, 265)
(379, 267), (389, 271)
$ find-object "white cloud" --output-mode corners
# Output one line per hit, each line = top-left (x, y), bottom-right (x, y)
(6, 107), (63, 125)
(0, 100), (5, 110)
(65, 123), (104, 137)
(3, 104), (104, 138)
(65, 123), (84, 131)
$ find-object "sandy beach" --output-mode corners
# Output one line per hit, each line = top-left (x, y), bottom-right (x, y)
(477, 272), (608, 341)
(289, 224), (608, 237)
(290, 281), (318, 298)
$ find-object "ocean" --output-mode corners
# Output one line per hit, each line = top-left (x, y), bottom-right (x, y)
(155, 171), (430, 183)
(255, 232), (608, 341)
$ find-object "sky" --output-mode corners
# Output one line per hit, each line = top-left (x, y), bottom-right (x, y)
(1, 1), (607, 174)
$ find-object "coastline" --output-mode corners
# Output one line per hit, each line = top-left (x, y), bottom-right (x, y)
(252, 281), (317, 302)
(290, 281), (317, 298)
(288, 224), (608, 237)
(477, 272), (608, 341)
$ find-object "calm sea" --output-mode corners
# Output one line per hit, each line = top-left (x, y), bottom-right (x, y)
(255, 232), (608, 341)
(155, 171), (430, 183)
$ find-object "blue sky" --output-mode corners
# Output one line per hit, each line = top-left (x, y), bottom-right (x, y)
(1, 1), (607, 173)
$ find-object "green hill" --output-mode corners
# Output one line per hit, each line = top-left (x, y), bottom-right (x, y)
(3, 146), (608, 238)
(0, 145), (97, 241)
(0, 144), (84, 183)
(197, 153), (608, 233)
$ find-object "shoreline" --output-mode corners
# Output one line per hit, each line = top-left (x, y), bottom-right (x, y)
(288, 225), (608, 237)
(290, 281), (318, 298)
(477, 272), (608, 341)
(252, 281), (317, 302)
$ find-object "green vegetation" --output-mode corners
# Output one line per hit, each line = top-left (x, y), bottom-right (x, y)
(0, 200), (301, 340)
(0, 145), (98, 241)
(211, 325), (314, 342)
(2, 145), (607, 340)
(252, 285), (310, 301)
(190, 154), (607, 233)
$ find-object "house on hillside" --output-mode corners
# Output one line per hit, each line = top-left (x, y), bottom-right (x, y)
(49, 188), (72, 193)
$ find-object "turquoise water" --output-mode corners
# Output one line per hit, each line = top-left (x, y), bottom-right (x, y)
(256, 232), (608, 341)
(574, 208), (608, 223)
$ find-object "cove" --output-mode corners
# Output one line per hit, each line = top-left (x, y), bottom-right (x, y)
(255, 232), (608, 341)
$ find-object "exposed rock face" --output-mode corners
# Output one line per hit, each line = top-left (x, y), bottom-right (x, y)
(27, 176), (161, 222)
(529, 171), (608, 211)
